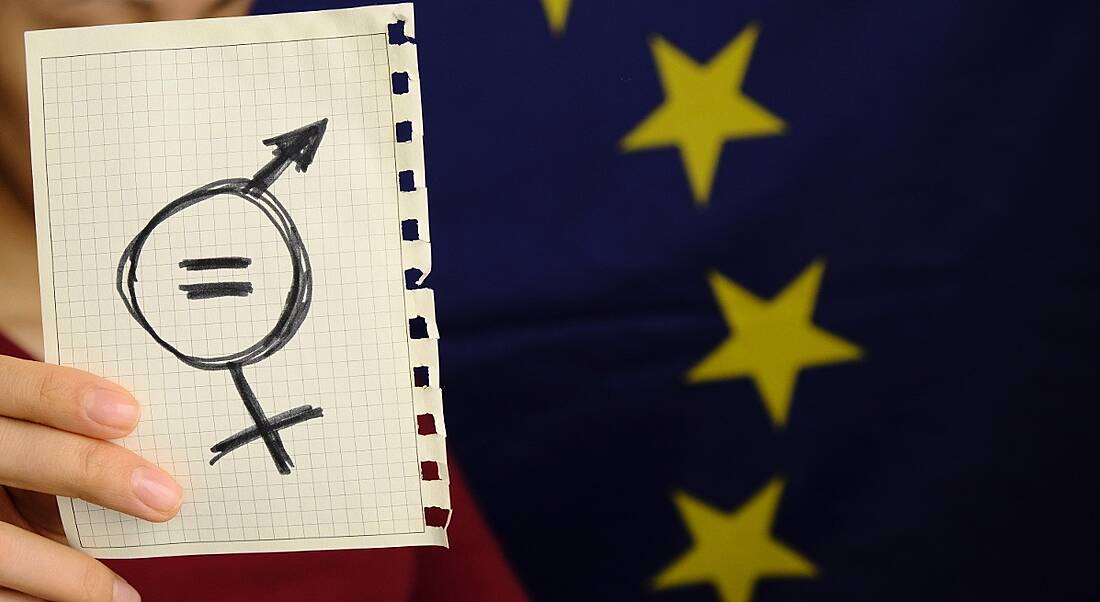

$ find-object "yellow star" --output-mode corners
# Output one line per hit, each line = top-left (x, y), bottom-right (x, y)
(654, 479), (817, 602)
(540, 0), (572, 35)
(622, 24), (785, 206)
(687, 260), (862, 427)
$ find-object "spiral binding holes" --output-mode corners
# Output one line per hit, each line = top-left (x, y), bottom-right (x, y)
(390, 14), (447, 536)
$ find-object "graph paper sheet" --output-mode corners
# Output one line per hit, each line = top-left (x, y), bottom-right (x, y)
(26, 4), (448, 558)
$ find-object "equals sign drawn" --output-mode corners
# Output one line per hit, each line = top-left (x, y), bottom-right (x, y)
(178, 257), (254, 300)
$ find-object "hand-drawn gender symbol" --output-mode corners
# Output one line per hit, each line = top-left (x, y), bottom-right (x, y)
(118, 119), (329, 475)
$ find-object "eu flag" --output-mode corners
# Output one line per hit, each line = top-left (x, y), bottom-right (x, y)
(251, 1), (1100, 600)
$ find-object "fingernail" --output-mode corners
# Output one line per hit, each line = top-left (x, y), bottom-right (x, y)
(131, 466), (182, 513)
(114, 577), (141, 602)
(83, 388), (140, 431)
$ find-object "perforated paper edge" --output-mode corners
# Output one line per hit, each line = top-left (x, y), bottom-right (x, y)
(386, 6), (452, 540)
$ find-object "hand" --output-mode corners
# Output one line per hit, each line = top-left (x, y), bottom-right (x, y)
(0, 355), (183, 601)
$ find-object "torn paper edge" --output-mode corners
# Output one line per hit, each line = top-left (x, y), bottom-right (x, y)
(387, 5), (452, 541)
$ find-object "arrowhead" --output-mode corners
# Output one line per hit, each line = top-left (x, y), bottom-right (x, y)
(262, 118), (328, 173)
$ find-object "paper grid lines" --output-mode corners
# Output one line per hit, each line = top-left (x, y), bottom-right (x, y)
(40, 34), (426, 548)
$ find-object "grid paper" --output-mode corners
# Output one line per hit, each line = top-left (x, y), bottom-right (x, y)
(26, 5), (448, 558)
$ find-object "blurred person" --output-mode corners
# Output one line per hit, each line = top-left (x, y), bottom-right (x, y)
(0, 2), (525, 601)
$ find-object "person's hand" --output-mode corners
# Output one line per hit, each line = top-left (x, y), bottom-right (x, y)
(0, 355), (183, 601)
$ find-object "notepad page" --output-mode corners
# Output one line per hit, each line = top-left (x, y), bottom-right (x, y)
(26, 4), (448, 558)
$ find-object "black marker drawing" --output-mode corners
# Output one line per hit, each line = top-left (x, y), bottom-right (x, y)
(178, 281), (254, 300)
(179, 257), (253, 271)
(118, 118), (329, 475)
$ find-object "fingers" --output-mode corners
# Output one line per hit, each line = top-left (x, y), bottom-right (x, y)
(0, 522), (140, 602)
(0, 417), (182, 522)
(0, 355), (140, 440)
(0, 358), (162, 601)
(0, 588), (45, 601)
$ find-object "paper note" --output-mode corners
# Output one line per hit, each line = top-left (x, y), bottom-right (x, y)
(25, 4), (447, 558)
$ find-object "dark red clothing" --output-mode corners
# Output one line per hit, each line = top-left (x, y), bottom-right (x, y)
(0, 334), (527, 601)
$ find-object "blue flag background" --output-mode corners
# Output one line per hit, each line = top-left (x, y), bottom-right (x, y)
(253, 1), (1099, 600)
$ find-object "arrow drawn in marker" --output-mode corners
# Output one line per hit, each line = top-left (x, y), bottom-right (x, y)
(249, 118), (328, 194)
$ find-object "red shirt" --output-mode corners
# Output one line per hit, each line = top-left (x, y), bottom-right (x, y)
(0, 334), (527, 601)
